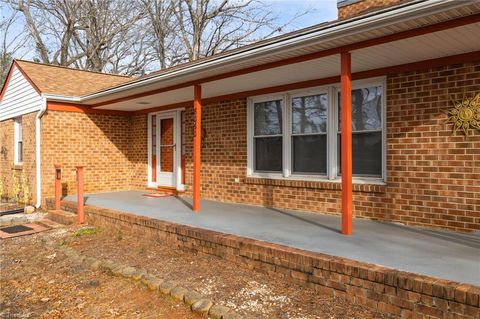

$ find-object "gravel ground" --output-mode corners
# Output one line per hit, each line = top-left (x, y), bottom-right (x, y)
(68, 226), (398, 319)
(0, 228), (201, 319)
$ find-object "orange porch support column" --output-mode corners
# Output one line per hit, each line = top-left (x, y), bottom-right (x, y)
(76, 166), (85, 224)
(54, 164), (62, 210)
(341, 52), (353, 235)
(193, 85), (202, 212)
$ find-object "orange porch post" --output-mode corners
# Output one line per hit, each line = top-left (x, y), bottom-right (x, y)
(54, 164), (62, 210)
(76, 166), (85, 224)
(341, 52), (353, 235)
(193, 85), (202, 212)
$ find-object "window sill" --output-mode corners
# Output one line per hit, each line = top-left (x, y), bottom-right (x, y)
(244, 176), (387, 193)
(13, 164), (23, 170)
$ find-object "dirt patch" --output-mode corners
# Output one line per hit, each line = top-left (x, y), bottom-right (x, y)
(0, 228), (201, 319)
(68, 226), (397, 319)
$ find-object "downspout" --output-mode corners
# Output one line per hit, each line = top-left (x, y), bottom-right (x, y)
(35, 96), (47, 208)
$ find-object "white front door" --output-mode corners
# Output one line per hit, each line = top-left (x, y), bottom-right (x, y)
(156, 113), (176, 187)
(148, 110), (183, 190)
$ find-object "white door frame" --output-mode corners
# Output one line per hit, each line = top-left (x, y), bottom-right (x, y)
(147, 108), (184, 190)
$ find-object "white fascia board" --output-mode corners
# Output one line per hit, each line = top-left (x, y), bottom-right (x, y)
(43, 94), (82, 103)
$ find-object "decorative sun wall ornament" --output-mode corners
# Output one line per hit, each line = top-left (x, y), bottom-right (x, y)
(443, 93), (480, 137)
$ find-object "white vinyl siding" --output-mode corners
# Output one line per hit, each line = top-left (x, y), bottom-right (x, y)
(0, 65), (42, 121)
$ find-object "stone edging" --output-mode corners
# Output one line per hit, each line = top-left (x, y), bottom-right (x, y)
(58, 245), (243, 319)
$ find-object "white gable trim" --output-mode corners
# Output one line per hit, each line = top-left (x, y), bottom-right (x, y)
(0, 65), (42, 121)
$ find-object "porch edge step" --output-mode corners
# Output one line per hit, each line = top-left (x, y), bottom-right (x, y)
(47, 210), (77, 225)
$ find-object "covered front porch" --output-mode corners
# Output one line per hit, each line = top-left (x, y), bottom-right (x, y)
(63, 190), (480, 286)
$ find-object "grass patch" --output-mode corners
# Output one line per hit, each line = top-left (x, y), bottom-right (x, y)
(73, 227), (99, 237)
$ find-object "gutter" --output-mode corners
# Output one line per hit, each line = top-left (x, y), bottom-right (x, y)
(79, 0), (464, 103)
(42, 93), (81, 103)
(35, 96), (47, 208)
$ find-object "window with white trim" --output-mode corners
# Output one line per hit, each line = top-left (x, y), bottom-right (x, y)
(247, 78), (386, 182)
(14, 117), (23, 164)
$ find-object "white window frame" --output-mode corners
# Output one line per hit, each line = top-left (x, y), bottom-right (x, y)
(14, 117), (22, 165)
(247, 77), (387, 184)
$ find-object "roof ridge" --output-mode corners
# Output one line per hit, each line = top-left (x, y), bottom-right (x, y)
(15, 59), (133, 78)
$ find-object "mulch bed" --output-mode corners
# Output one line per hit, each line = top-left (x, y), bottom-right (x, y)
(68, 227), (398, 319)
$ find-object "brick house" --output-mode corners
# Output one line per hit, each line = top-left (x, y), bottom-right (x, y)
(1, 0), (479, 233)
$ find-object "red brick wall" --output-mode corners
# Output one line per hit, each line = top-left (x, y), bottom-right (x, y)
(183, 61), (480, 233)
(0, 112), (37, 204)
(129, 114), (148, 190)
(338, 0), (408, 19)
(40, 111), (133, 201)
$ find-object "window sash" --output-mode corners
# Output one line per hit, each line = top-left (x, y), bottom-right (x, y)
(291, 133), (327, 175)
(254, 136), (283, 172)
(250, 97), (284, 174)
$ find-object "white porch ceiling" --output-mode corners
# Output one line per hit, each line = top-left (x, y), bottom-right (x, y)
(96, 22), (480, 111)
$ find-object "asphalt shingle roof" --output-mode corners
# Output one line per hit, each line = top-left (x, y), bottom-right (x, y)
(14, 60), (133, 96)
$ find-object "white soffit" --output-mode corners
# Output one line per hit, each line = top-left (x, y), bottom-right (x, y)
(351, 22), (480, 72)
(97, 86), (193, 111)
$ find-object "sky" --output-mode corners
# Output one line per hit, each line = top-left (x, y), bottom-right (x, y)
(0, 0), (338, 62)
(267, 0), (338, 28)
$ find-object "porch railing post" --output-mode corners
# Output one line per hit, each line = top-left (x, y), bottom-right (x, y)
(54, 164), (61, 210)
(76, 166), (85, 224)
(341, 51), (353, 235)
(193, 84), (202, 212)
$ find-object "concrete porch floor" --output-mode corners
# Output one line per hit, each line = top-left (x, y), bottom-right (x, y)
(65, 190), (480, 286)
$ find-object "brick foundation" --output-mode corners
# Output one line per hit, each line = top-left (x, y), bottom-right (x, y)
(46, 198), (480, 319)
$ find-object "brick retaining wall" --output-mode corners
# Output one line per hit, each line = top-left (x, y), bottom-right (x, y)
(46, 198), (480, 319)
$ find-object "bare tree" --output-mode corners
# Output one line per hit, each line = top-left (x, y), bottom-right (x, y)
(5, 0), (151, 75)
(173, 0), (306, 62)
(73, 0), (147, 72)
(142, 0), (179, 69)
(0, 8), (27, 84)
(4, 0), (312, 74)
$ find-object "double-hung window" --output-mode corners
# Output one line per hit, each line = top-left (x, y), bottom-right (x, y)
(248, 78), (386, 182)
(14, 117), (23, 165)
(252, 99), (283, 173)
